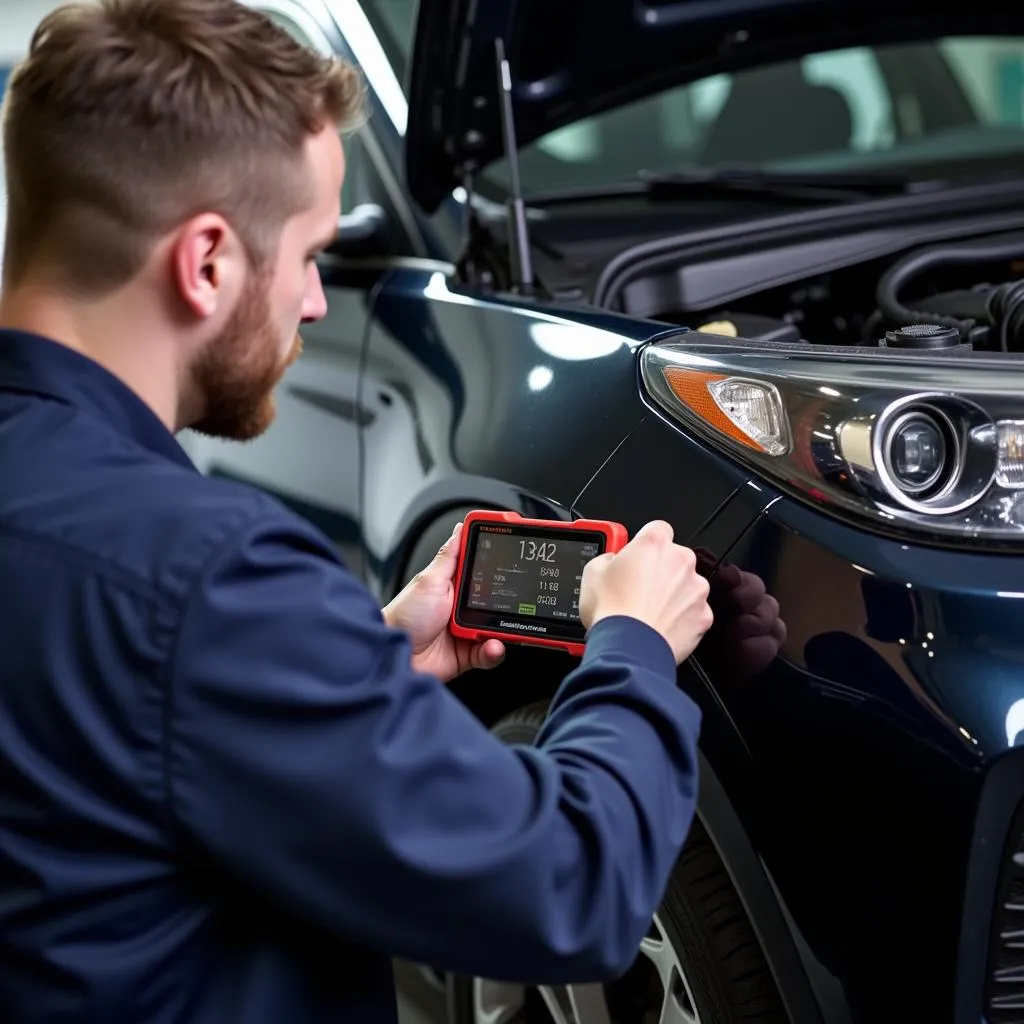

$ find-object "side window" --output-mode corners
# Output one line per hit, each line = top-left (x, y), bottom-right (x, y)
(258, 7), (369, 213)
(941, 37), (1024, 126)
(802, 48), (895, 151)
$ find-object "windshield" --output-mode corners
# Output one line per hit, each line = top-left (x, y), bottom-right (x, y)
(355, 9), (1024, 193)
(488, 36), (1024, 194)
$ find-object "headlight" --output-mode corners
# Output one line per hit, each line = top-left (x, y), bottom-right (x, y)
(641, 336), (1024, 545)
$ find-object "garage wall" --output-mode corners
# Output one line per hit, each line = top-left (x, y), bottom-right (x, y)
(0, 1), (67, 270)
(0, 0), (64, 62)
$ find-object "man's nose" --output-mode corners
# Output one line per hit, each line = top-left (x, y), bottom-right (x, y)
(301, 266), (328, 324)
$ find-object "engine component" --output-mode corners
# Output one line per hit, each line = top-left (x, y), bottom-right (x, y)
(693, 310), (802, 346)
(875, 232), (1024, 351)
(697, 319), (739, 337)
(989, 280), (1024, 353)
(880, 324), (971, 351)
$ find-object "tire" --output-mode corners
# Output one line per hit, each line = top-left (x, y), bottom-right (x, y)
(448, 702), (790, 1024)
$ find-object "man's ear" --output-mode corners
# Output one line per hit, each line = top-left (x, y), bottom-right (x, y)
(171, 213), (244, 320)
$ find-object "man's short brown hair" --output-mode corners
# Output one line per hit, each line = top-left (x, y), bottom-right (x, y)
(1, 0), (364, 294)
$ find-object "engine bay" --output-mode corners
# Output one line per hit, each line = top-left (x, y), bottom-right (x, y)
(656, 230), (1024, 354)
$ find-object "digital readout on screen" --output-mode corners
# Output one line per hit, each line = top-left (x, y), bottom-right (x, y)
(466, 527), (602, 622)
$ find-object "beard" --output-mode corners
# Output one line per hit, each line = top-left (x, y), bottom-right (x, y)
(187, 271), (303, 442)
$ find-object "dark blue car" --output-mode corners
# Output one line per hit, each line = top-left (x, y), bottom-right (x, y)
(189, 2), (1024, 1021)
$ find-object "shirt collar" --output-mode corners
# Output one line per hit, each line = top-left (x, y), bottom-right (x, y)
(0, 329), (197, 471)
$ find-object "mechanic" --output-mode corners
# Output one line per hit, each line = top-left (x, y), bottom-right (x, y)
(0, 2), (714, 1022)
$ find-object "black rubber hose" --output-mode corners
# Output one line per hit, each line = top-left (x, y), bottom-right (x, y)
(990, 280), (1024, 352)
(876, 233), (1024, 339)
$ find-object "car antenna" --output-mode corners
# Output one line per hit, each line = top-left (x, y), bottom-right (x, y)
(494, 37), (534, 295)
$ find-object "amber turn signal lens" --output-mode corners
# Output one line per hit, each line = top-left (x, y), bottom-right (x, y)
(661, 367), (789, 456)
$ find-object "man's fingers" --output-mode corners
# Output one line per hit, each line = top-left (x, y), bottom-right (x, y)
(469, 639), (505, 671)
(482, 639), (505, 666)
(634, 519), (674, 544)
(581, 551), (615, 582)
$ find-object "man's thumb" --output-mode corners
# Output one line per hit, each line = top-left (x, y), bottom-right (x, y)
(430, 521), (463, 572)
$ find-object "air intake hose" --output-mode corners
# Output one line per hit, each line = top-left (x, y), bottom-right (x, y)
(876, 233), (1024, 348)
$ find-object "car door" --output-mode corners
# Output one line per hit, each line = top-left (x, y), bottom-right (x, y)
(181, 0), (412, 580)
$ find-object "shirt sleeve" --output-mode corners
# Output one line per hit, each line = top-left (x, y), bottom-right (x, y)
(166, 507), (702, 984)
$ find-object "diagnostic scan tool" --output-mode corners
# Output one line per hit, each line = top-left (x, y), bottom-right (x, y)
(450, 510), (629, 656)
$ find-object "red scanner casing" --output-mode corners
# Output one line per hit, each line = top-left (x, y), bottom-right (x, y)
(449, 509), (629, 657)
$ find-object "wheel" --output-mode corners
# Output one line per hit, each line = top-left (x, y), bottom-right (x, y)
(448, 702), (790, 1024)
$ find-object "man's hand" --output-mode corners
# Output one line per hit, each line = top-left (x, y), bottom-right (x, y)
(580, 520), (713, 664)
(383, 522), (506, 683)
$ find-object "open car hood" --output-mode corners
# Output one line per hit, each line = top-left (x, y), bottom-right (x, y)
(404, 0), (1021, 212)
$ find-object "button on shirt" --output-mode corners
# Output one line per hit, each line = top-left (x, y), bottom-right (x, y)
(0, 330), (702, 1023)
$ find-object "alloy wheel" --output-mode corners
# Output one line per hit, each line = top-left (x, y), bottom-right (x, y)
(471, 914), (702, 1024)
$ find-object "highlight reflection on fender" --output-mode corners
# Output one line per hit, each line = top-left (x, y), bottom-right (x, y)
(1007, 699), (1024, 747)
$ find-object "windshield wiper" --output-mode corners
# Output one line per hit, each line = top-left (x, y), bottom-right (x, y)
(644, 166), (945, 197)
(529, 167), (947, 206)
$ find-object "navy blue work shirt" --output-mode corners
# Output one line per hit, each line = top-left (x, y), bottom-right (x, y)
(0, 329), (703, 1023)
